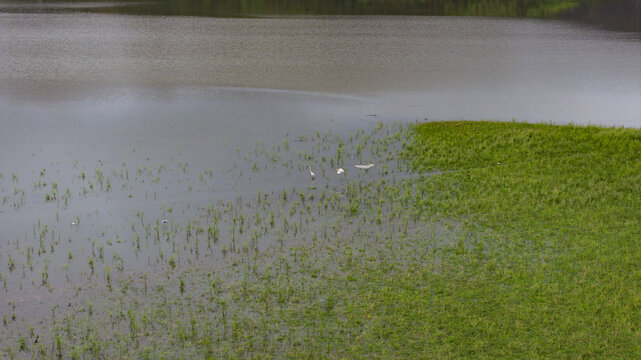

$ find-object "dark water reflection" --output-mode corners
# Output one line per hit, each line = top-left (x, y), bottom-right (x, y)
(565, 0), (641, 32)
(2, 0), (639, 31)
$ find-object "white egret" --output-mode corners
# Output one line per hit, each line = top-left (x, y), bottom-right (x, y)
(336, 168), (345, 175)
(355, 163), (375, 170)
(309, 166), (315, 181)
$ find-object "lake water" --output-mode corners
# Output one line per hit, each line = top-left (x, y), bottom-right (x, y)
(1, 10), (640, 125)
(1, 8), (639, 172)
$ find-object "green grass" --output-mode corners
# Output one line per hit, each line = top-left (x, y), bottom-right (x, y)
(159, 121), (641, 358)
(393, 121), (641, 358)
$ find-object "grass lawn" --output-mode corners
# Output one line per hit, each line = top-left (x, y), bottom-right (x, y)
(384, 121), (641, 358)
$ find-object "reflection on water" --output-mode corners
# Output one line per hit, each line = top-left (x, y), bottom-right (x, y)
(1, 0), (639, 31)
(565, 0), (641, 32)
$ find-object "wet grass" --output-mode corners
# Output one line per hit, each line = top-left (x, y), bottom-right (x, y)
(0, 120), (639, 358)
(403, 121), (641, 358)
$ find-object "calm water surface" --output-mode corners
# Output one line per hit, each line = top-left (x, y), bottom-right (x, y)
(1, 12), (639, 120)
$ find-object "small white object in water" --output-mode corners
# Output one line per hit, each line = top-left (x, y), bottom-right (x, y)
(336, 168), (345, 175)
(71, 222), (77, 226)
(161, 219), (168, 224)
(309, 166), (315, 180)
(355, 163), (375, 170)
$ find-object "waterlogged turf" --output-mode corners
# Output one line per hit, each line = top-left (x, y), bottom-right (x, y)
(0, 121), (639, 358)
(405, 121), (641, 358)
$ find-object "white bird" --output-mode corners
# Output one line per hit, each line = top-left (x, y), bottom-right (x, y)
(309, 166), (315, 181)
(336, 168), (345, 175)
(355, 163), (375, 170)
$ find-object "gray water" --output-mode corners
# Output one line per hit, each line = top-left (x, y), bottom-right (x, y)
(1, 13), (640, 122)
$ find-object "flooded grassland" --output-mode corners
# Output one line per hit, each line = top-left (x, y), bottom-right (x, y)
(1, 121), (640, 358)
(1, 2), (640, 358)
(0, 121), (452, 358)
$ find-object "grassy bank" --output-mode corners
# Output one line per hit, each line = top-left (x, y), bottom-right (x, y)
(400, 121), (641, 357)
(275, 121), (641, 358)
(2, 121), (640, 358)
